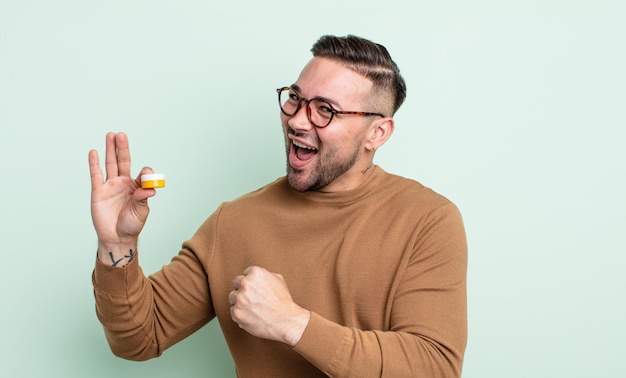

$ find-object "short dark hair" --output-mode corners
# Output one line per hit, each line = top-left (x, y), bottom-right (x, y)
(311, 35), (406, 115)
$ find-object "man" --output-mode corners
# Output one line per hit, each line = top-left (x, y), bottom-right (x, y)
(89, 35), (467, 377)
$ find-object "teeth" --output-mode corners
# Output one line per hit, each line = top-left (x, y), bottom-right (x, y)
(293, 140), (317, 151)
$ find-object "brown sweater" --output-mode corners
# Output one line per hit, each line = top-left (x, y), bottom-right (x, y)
(93, 166), (467, 377)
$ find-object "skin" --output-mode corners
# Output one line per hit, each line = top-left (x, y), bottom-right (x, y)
(282, 57), (394, 193)
(89, 56), (395, 346)
(89, 132), (155, 267)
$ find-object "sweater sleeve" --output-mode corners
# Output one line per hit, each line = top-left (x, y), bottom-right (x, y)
(92, 245), (215, 360)
(293, 203), (468, 377)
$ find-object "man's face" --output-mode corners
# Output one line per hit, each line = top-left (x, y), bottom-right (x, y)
(281, 57), (376, 192)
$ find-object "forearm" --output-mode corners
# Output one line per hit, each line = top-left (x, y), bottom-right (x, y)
(92, 247), (214, 360)
(92, 257), (160, 360)
(294, 313), (464, 378)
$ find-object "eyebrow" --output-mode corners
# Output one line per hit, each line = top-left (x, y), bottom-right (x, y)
(290, 84), (342, 109)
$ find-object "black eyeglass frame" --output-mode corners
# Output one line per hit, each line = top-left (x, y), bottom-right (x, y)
(276, 87), (385, 128)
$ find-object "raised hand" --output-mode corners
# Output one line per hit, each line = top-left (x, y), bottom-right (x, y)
(89, 132), (156, 266)
(229, 266), (311, 346)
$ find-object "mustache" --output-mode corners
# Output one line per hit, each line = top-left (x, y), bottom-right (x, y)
(287, 127), (303, 137)
(287, 127), (319, 145)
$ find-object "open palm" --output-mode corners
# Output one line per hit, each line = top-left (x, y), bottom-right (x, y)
(89, 132), (156, 253)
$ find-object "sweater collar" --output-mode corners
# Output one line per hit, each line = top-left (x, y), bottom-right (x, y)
(289, 165), (385, 206)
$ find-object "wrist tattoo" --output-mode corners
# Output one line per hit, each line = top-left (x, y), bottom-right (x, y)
(108, 249), (136, 267)
(124, 249), (137, 263)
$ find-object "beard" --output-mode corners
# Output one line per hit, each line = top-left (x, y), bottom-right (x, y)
(286, 140), (361, 192)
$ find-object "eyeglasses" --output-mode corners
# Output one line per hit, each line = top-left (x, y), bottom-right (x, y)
(277, 87), (384, 128)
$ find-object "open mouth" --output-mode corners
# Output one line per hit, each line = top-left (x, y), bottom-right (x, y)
(288, 136), (319, 170)
(293, 140), (318, 161)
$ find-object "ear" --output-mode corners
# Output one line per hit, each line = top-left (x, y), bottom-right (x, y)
(366, 117), (395, 151)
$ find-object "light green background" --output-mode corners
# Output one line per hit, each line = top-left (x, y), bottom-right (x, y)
(1, 0), (624, 377)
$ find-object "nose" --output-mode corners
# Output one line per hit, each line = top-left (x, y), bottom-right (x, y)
(287, 101), (314, 131)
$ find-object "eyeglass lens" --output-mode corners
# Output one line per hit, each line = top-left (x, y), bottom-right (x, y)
(278, 88), (334, 127)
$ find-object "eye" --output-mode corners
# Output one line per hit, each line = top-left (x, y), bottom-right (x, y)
(313, 100), (335, 117)
(317, 104), (334, 116)
(288, 91), (300, 102)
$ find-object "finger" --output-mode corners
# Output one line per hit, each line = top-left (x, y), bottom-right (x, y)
(232, 275), (244, 290)
(228, 290), (237, 306)
(230, 305), (241, 326)
(88, 149), (104, 190)
(133, 166), (154, 187)
(243, 265), (262, 276)
(115, 132), (132, 177)
(133, 185), (157, 204)
(104, 132), (119, 179)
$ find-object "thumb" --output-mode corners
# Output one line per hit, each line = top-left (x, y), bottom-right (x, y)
(134, 186), (156, 203)
(134, 166), (158, 203)
(130, 167), (157, 216)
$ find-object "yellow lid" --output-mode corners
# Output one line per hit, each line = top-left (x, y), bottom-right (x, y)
(141, 173), (166, 188)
